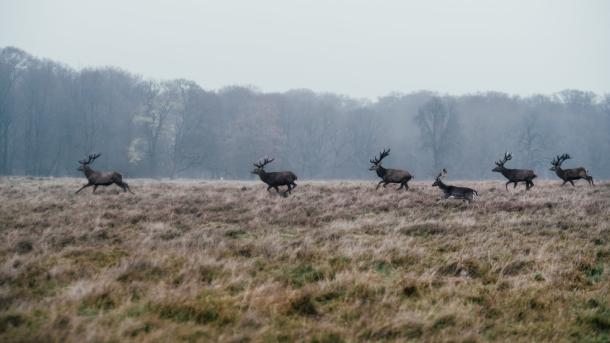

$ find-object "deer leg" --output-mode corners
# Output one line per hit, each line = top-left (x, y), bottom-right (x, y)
(286, 184), (292, 194)
(125, 183), (134, 194)
(561, 180), (567, 186)
(291, 182), (297, 189)
(397, 183), (403, 191)
(587, 176), (594, 186)
(505, 181), (511, 191)
(383, 182), (388, 188)
(274, 186), (280, 193)
(569, 180), (575, 186)
(117, 181), (130, 193)
(267, 185), (273, 192)
(93, 185), (98, 193)
(75, 183), (91, 194)
(513, 182), (518, 189)
(403, 182), (409, 191)
(376, 181), (384, 189)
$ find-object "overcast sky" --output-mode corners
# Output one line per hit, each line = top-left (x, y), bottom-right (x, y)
(1, 0), (608, 99)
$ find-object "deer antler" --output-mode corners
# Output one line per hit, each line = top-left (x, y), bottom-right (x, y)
(552, 153), (571, 167)
(79, 153), (102, 165)
(436, 169), (447, 180)
(370, 148), (390, 165)
(496, 152), (512, 166)
(254, 156), (274, 169)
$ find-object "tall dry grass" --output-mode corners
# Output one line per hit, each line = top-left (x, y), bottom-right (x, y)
(0, 177), (608, 342)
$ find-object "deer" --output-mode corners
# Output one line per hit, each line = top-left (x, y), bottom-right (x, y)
(369, 148), (413, 191)
(251, 157), (298, 195)
(492, 152), (537, 191)
(550, 153), (594, 186)
(75, 153), (133, 194)
(432, 169), (478, 203)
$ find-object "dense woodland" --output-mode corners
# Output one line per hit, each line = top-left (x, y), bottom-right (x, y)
(1, 46), (609, 180)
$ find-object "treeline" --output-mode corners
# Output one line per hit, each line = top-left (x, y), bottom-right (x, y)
(1, 46), (609, 180)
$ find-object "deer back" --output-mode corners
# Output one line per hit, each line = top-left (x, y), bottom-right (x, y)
(383, 168), (411, 182)
(501, 167), (536, 181)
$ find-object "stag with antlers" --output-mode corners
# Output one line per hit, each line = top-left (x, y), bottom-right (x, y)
(251, 157), (297, 195)
(75, 153), (133, 194)
(369, 148), (413, 191)
(550, 153), (594, 186)
(492, 152), (537, 191)
(432, 169), (478, 203)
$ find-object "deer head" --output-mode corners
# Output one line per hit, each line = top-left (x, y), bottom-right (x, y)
(432, 168), (448, 187)
(77, 153), (101, 172)
(550, 153), (570, 171)
(492, 152), (512, 172)
(251, 157), (274, 176)
(369, 149), (390, 171)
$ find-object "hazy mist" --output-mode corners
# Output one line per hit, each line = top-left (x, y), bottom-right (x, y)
(1, 0), (609, 98)
(1, 1), (609, 180)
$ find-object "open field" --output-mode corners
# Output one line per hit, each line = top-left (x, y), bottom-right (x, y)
(0, 178), (609, 342)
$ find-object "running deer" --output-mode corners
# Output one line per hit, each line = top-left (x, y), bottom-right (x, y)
(550, 153), (594, 186)
(369, 148), (413, 191)
(492, 152), (537, 191)
(432, 169), (478, 203)
(251, 157), (298, 194)
(76, 153), (133, 194)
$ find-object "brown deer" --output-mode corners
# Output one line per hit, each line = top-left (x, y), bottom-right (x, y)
(76, 153), (133, 194)
(550, 153), (594, 186)
(369, 148), (413, 191)
(432, 169), (478, 203)
(492, 152), (537, 191)
(251, 157), (297, 194)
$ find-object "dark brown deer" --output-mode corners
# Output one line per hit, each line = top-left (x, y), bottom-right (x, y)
(369, 148), (413, 191)
(492, 152), (537, 191)
(550, 153), (594, 186)
(251, 157), (297, 194)
(432, 169), (478, 203)
(76, 153), (133, 194)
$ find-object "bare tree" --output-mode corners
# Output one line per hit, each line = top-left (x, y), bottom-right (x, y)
(415, 97), (460, 171)
(0, 47), (28, 174)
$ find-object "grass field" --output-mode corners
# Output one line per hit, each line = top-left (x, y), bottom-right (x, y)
(0, 178), (609, 342)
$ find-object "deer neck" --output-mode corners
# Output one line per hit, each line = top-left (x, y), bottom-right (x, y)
(83, 166), (96, 179)
(498, 166), (512, 177)
(376, 166), (387, 178)
(554, 166), (564, 178)
(436, 180), (448, 191)
(258, 170), (270, 182)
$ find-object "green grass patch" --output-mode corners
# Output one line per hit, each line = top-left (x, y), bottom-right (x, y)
(78, 291), (117, 316)
(154, 292), (236, 326)
(281, 265), (325, 288)
(64, 248), (128, 269)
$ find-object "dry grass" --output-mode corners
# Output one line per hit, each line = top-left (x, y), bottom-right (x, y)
(0, 177), (609, 342)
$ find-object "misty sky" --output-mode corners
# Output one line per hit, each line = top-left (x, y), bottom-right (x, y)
(1, 0), (609, 99)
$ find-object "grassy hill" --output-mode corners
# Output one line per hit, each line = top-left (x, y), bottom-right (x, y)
(0, 178), (608, 342)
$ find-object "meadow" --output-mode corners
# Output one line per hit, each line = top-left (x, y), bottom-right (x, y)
(0, 178), (608, 342)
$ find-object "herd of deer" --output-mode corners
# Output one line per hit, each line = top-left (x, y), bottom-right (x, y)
(75, 150), (594, 203)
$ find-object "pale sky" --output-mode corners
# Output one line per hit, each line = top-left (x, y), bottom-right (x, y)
(1, 0), (609, 99)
